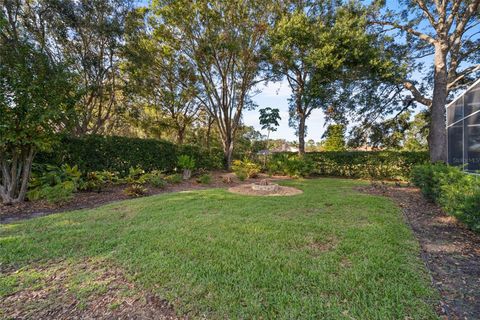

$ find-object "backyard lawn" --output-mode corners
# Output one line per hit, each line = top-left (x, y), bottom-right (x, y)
(0, 178), (438, 319)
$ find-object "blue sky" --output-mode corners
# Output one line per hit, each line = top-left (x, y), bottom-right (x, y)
(246, 81), (325, 142)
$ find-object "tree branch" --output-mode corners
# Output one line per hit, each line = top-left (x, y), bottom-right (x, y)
(447, 64), (480, 90)
(371, 20), (436, 45)
(404, 80), (432, 106)
(449, 0), (480, 44)
(413, 0), (437, 28)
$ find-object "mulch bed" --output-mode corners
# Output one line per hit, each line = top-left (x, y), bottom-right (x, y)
(360, 183), (480, 320)
(0, 171), (242, 224)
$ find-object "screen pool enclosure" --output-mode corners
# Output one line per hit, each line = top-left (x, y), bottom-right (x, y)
(447, 78), (480, 172)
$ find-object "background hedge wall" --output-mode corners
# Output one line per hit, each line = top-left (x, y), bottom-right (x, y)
(36, 135), (223, 174)
(268, 151), (429, 180)
(36, 135), (428, 180)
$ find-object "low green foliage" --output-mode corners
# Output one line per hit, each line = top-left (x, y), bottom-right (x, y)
(124, 167), (149, 185)
(267, 154), (313, 178)
(410, 163), (451, 201)
(27, 164), (82, 203)
(165, 174), (183, 184)
(177, 155), (196, 170)
(79, 171), (120, 192)
(147, 171), (167, 188)
(29, 181), (76, 204)
(0, 179), (438, 319)
(123, 184), (148, 197)
(411, 164), (480, 232)
(267, 151), (428, 180)
(232, 159), (261, 180)
(197, 173), (212, 184)
(29, 164), (82, 189)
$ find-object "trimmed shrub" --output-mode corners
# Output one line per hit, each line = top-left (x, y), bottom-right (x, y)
(410, 163), (451, 200)
(266, 151), (428, 180)
(411, 164), (480, 232)
(232, 159), (261, 180)
(197, 173), (212, 184)
(35, 134), (223, 175)
(266, 153), (313, 178)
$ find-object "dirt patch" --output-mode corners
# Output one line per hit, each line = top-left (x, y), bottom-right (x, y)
(305, 237), (338, 255)
(359, 184), (480, 320)
(228, 183), (303, 196)
(0, 258), (182, 320)
(0, 171), (252, 224)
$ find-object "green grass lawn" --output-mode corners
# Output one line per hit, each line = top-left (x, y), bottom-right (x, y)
(0, 178), (438, 319)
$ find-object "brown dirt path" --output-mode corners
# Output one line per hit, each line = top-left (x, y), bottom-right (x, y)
(360, 184), (480, 320)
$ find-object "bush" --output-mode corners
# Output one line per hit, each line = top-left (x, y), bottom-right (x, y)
(28, 164), (81, 203)
(197, 173), (212, 184)
(266, 154), (313, 178)
(124, 167), (149, 184)
(123, 184), (148, 197)
(29, 164), (82, 189)
(178, 155), (196, 180)
(165, 173), (182, 184)
(179, 145), (223, 170)
(266, 151), (428, 180)
(410, 163), (451, 201)
(79, 170), (119, 192)
(235, 170), (248, 181)
(177, 155), (196, 170)
(411, 164), (480, 232)
(147, 170), (167, 188)
(44, 182), (76, 203)
(232, 159), (260, 180)
(35, 134), (223, 175)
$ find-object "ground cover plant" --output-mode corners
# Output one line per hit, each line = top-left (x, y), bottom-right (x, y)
(0, 178), (438, 319)
(411, 163), (480, 232)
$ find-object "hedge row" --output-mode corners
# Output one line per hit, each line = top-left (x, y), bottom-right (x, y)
(36, 135), (223, 175)
(267, 151), (429, 180)
(411, 164), (480, 232)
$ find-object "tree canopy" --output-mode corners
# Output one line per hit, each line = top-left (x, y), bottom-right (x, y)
(1, 2), (76, 203)
(267, 1), (400, 154)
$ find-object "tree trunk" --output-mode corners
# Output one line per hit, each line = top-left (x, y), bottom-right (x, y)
(206, 117), (213, 150)
(177, 127), (185, 144)
(298, 115), (306, 155)
(429, 43), (448, 163)
(15, 147), (34, 203)
(263, 129), (270, 168)
(0, 146), (35, 204)
(223, 138), (234, 170)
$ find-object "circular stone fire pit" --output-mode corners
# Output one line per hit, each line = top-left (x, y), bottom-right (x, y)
(251, 179), (279, 192)
(228, 179), (303, 196)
